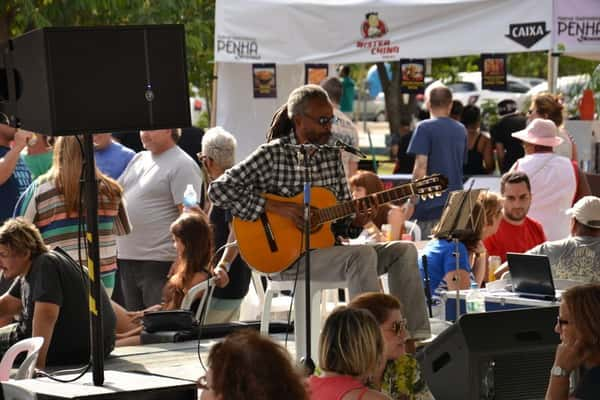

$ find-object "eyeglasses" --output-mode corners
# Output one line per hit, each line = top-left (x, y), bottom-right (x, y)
(303, 114), (338, 127)
(556, 316), (569, 327)
(387, 318), (408, 336)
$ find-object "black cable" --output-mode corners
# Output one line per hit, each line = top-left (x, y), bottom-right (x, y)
(36, 135), (92, 382)
(196, 241), (237, 373)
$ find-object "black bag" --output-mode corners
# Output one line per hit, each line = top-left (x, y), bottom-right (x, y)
(142, 310), (194, 333)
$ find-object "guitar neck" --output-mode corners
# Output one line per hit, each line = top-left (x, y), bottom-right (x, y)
(315, 183), (415, 225)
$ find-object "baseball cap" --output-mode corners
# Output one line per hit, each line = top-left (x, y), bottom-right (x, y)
(566, 196), (600, 228)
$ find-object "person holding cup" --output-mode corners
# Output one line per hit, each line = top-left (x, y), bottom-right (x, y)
(349, 170), (407, 243)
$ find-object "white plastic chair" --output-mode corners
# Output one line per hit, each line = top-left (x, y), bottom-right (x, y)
(0, 337), (44, 381)
(2, 382), (37, 400)
(180, 277), (216, 325)
(254, 270), (346, 361)
(404, 220), (422, 241)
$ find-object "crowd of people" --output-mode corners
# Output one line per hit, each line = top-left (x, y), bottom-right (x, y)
(0, 73), (599, 399)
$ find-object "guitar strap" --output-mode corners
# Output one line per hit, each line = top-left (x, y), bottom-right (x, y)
(260, 213), (278, 252)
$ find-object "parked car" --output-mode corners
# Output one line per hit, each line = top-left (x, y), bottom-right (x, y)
(522, 74), (597, 118)
(353, 90), (386, 121)
(425, 72), (532, 110)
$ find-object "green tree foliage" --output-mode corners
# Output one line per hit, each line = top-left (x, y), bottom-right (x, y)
(2, 0), (215, 113)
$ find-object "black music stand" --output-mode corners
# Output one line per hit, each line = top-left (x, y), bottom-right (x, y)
(434, 188), (485, 319)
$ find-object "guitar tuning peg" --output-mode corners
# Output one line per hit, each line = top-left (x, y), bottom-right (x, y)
(435, 192), (442, 197)
(428, 193), (434, 199)
(420, 195), (427, 201)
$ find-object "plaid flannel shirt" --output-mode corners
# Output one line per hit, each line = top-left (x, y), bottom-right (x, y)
(208, 132), (351, 222)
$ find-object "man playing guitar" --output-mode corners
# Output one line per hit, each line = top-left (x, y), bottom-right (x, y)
(208, 84), (431, 342)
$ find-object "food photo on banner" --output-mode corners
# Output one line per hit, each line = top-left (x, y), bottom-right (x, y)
(400, 59), (425, 94)
(305, 64), (328, 85)
(252, 63), (277, 98)
(481, 53), (507, 91)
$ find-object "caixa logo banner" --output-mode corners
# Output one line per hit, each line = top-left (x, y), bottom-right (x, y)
(505, 22), (550, 49)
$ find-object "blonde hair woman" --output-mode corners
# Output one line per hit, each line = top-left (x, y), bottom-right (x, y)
(309, 306), (391, 400)
(14, 135), (130, 296)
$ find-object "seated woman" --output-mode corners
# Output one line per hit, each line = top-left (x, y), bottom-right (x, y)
(116, 211), (228, 345)
(309, 306), (391, 400)
(546, 283), (600, 400)
(349, 293), (432, 399)
(349, 170), (407, 242)
(199, 329), (308, 400)
(418, 191), (502, 292)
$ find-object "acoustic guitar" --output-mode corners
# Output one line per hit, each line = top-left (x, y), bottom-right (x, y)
(232, 174), (448, 273)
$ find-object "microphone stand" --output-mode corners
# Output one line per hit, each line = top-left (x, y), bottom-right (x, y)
(299, 144), (315, 375)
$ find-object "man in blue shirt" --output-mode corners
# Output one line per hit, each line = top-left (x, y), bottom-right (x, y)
(407, 86), (467, 237)
(0, 124), (32, 224)
(93, 133), (136, 179)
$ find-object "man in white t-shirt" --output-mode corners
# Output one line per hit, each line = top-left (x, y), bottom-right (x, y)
(510, 118), (576, 241)
(117, 129), (203, 310)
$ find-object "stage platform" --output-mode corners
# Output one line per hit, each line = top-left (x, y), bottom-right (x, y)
(6, 334), (297, 399)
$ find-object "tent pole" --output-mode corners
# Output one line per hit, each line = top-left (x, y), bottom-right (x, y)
(211, 62), (219, 127)
(547, 51), (560, 94)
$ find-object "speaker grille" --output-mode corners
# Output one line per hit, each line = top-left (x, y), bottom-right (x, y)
(491, 350), (554, 399)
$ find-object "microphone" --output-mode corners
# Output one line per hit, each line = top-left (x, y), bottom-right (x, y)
(335, 139), (366, 158)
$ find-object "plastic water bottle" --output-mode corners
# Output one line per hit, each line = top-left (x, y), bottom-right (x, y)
(466, 282), (486, 313)
(182, 184), (198, 210)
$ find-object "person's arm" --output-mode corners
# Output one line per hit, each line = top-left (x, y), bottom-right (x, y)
(545, 339), (587, 400)
(482, 136), (494, 174)
(387, 205), (406, 240)
(31, 301), (60, 368)
(494, 143), (505, 170)
(0, 127), (33, 185)
(412, 154), (428, 181)
(0, 292), (22, 324)
(208, 146), (274, 222)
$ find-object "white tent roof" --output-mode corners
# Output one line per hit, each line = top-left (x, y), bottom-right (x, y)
(216, 0), (600, 63)
(216, 0), (555, 63)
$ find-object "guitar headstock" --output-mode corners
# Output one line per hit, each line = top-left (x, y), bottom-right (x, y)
(413, 174), (448, 200)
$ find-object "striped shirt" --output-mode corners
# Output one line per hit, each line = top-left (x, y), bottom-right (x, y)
(14, 178), (131, 275)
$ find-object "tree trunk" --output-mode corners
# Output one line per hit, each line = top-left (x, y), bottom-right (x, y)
(377, 61), (418, 137)
(0, 12), (12, 44)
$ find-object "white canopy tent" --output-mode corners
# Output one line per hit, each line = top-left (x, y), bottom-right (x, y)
(214, 0), (599, 159)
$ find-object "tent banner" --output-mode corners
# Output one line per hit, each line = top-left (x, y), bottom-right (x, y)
(215, 0), (552, 64)
(553, 0), (600, 55)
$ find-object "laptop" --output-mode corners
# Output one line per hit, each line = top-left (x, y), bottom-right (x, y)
(506, 253), (558, 301)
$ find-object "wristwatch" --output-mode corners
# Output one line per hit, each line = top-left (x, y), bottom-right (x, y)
(550, 365), (570, 377)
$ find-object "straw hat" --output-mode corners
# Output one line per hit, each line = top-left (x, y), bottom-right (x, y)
(511, 118), (564, 147)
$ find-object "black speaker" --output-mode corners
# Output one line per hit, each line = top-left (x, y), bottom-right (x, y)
(418, 306), (560, 400)
(0, 25), (190, 136)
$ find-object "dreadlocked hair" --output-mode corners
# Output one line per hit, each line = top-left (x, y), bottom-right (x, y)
(266, 104), (293, 142)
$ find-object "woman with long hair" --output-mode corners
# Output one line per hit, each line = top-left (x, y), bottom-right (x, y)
(309, 306), (391, 400)
(199, 329), (308, 400)
(546, 283), (600, 399)
(15, 135), (130, 296)
(348, 170), (406, 242)
(349, 292), (432, 400)
(115, 211), (223, 346)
